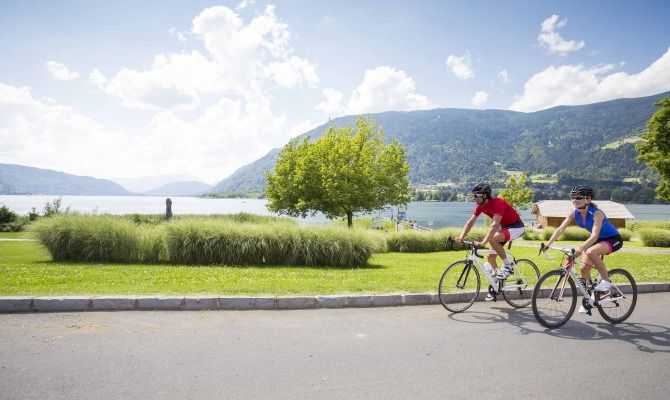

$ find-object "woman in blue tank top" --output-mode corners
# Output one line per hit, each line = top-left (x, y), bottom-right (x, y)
(543, 186), (623, 306)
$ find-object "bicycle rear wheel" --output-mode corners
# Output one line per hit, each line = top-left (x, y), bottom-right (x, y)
(596, 268), (637, 324)
(438, 260), (481, 313)
(502, 258), (540, 308)
(532, 269), (577, 329)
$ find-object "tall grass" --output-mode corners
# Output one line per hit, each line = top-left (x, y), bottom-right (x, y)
(30, 214), (143, 262)
(386, 228), (487, 253)
(639, 229), (670, 247)
(164, 218), (374, 266)
(30, 214), (375, 267)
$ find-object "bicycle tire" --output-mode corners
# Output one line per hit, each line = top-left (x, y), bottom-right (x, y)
(438, 260), (480, 313)
(502, 258), (540, 308)
(596, 268), (637, 324)
(532, 269), (577, 329)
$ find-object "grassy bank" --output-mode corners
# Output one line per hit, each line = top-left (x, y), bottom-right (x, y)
(1, 239), (668, 296)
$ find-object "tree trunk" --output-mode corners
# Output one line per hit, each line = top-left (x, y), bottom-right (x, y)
(347, 211), (353, 228)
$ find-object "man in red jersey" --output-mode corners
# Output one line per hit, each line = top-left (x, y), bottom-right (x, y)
(456, 183), (525, 284)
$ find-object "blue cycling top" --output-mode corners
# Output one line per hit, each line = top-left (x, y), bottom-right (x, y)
(574, 204), (619, 239)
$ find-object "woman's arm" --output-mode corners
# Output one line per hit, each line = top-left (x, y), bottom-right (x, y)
(545, 213), (574, 248)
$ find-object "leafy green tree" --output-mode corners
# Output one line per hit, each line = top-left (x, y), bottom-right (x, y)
(0, 204), (17, 224)
(498, 173), (532, 210)
(636, 98), (670, 201)
(266, 118), (411, 227)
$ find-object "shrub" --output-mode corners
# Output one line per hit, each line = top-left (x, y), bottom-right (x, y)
(0, 204), (17, 224)
(618, 228), (632, 241)
(639, 229), (670, 247)
(559, 227), (590, 241)
(542, 227), (556, 241)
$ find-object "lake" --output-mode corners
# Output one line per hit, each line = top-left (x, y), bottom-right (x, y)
(1, 195), (668, 229)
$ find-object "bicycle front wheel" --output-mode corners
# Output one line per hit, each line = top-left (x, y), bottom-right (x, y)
(502, 258), (540, 308)
(438, 260), (481, 313)
(596, 268), (637, 324)
(532, 269), (577, 329)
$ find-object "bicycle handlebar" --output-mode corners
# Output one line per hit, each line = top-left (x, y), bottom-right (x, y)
(446, 237), (483, 258)
(539, 243), (576, 260)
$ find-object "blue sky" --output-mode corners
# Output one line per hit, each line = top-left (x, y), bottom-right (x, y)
(1, 0), (669, 184)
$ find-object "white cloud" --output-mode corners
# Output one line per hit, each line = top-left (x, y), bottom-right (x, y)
(345, 66), (433, 114)
(236, 0), (255, 11)
(538, 15), (585, 56)
(95, 5), (318, 111)
(315, 88), (344, 115)
(88, 69), (107, 89)
(45, 61), (80, 81)
(498, 70), (510, 83)
(471, 91), (489, 106)
(446, 52), (474, 80)
(510, 46), (670, 112)
(0, 80), (298, 182)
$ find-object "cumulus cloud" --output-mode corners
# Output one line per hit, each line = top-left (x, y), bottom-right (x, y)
(236, 0), (255, 11)
(45, 61), (80, 81)
(471, 91), (489, 106)
(95, 5), (318, 111)
(344, 66), (433, 115)
(537, 15), (585, 56)
(446, 52), (474, 80)
(510, 47), (670, 112)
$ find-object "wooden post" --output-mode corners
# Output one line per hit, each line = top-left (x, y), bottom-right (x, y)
(166, 198), (172, 220)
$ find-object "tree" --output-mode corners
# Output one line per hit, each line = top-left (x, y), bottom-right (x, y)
(498, 173), (532, 210)
(636, 98), (670, 201)
(266, 118), (411, 227)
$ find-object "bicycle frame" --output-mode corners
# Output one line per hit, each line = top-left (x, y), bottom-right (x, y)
(541, 245), (627, 306)
(459, 241), (528, 294)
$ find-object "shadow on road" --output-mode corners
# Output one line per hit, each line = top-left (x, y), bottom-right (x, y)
(446, 306), (670, 353)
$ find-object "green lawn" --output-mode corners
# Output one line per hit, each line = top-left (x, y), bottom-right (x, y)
(1, 239), (668, 296)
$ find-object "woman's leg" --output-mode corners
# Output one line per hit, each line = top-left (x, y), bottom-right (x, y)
(583, 242), (611, 281)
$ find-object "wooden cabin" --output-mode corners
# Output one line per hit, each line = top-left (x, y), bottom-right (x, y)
(531, 200), (634, 229)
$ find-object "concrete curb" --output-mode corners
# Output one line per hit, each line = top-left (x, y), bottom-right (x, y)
(1, 283), (668, 313)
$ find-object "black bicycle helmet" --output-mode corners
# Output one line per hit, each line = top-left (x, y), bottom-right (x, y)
(570, 185), (594, 198)
(472, 183), (492, 195)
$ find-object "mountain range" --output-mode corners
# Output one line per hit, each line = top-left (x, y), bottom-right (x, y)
(0, 163), (130, 195)
(1, 92), (667, 197)
(212, 92), (668, 194)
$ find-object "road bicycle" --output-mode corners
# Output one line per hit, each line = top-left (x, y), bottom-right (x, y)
(438, 238), (540, 313)
(531, 244), (637, 329)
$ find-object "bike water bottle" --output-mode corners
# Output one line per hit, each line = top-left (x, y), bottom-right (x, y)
(483, 262), (495, 277)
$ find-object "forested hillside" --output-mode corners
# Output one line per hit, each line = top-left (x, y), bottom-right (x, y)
(211, 92), (668, 201)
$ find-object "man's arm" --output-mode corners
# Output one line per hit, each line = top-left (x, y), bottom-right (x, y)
(457, 214), (478, 242)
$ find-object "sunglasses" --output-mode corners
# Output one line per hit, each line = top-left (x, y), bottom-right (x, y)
(570, 196), (586, 201)
(472, 194), (485, 198)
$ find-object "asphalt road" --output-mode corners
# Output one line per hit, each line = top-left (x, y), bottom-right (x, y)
(1, 293), (669, 400)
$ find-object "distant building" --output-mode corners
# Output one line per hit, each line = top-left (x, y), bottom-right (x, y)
(531, 200), (635, 229)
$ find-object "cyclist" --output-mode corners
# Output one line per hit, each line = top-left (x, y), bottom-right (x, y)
(456, 183), (525, 298)
(543, 186), (623, 313)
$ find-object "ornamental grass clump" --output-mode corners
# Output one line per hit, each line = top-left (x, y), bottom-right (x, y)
(30, 214), (141, 262)
(386, 228), (487, 253)
(639, 228), (670, 247)
(164, 218), (375, 267)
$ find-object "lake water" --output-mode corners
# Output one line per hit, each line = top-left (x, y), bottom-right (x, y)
(1, 195), (668, 228)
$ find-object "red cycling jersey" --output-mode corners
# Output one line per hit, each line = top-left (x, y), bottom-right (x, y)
(473, 197), (521, 227)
